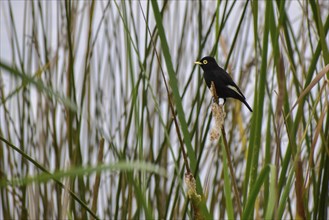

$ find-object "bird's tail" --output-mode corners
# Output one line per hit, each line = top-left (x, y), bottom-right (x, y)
(243, 100), (253, 112)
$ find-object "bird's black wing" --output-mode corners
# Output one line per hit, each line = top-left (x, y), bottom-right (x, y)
(217, 68), (246, 100)
(226, 80), (246, 100)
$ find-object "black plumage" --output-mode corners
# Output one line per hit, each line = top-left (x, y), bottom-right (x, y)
(195, 56), (253, 112)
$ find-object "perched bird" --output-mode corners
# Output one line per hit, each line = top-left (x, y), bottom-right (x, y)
(195, 56), (253, 112)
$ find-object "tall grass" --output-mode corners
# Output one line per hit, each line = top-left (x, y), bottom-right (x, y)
(0, 1), (328, 219)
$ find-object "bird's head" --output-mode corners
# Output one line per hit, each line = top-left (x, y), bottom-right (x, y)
(194, 56), (219, 71)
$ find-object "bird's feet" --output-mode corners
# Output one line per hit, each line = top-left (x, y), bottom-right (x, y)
(212, 98), (226, 107)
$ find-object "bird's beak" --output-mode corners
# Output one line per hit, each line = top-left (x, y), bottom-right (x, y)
(194, 61), (202, 65)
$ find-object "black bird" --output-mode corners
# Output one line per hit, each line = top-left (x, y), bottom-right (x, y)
(195, 56), (253, 112)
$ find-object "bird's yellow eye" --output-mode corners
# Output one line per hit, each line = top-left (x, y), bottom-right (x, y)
(203, 60), (208, 65)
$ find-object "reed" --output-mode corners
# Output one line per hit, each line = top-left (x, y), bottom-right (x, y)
(0, 1), (328, 219)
